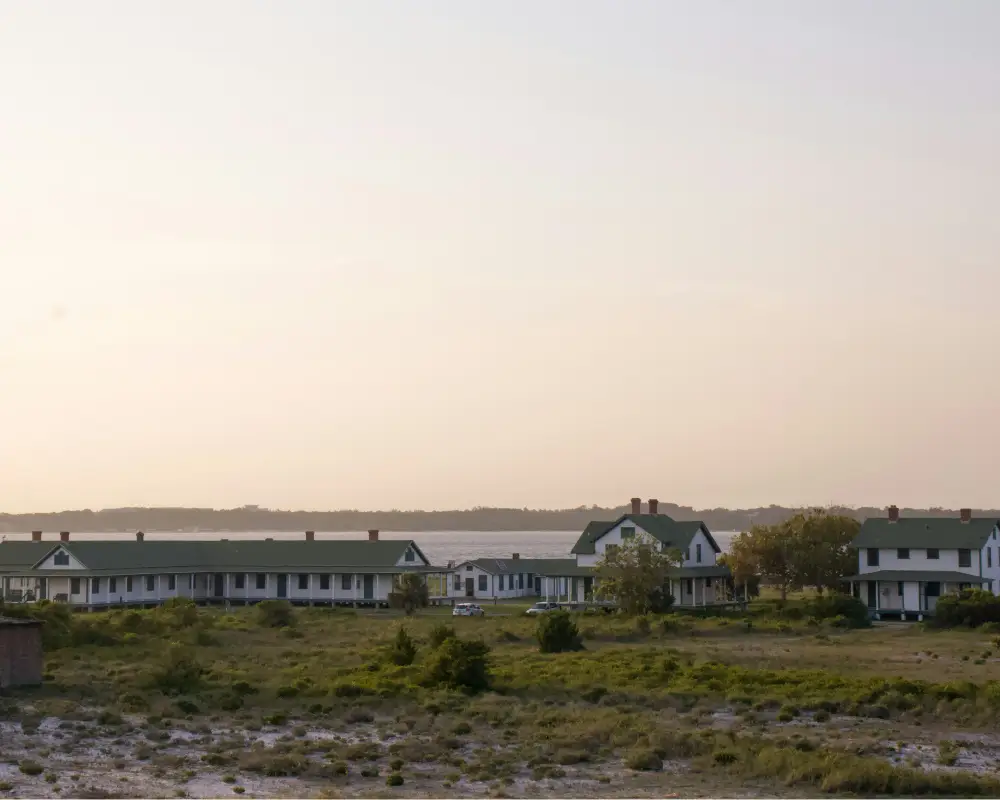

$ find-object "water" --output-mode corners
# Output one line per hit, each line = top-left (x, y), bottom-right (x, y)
(0, 529), (737, 564)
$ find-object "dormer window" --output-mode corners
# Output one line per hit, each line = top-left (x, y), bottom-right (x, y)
(404, 549), (415, 562)
(696, 544), (702, 563)
(53, 551), (69, 566)
(621, 526), (635, 540)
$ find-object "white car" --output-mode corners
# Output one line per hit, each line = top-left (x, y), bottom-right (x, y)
(452, 603), (485, 617)
(525, 601), (560, 616)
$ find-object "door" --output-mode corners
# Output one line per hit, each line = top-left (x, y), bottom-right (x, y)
(465, 578), (475, 597)
(213, 573), (224, 598)
(363, 574), (374, 600)
(277, 574), (287, 598)
(534, 576), (541, 594)
(925, 581), (940, 612)
(866, 582), (877, 609)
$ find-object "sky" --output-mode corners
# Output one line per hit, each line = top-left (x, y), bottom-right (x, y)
(2, 1), (999, 513)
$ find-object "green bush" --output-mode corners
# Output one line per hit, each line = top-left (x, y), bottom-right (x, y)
(386, 772), (404, 786)
(149, 645), (204, 695)
(423, 637), (491, 693)
(932, 589), (1000, 629)
(427, 623), (456, 648)
(255, 600), (295, 628)
(806, 594), (870, 627)
(388, 627), (418, 666)
(536, 610), (584, 654)
(624, 748), (662, 771)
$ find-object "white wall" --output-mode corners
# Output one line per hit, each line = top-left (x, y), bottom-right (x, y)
(858, 547), (980, 575)
(576, 521), (716, 569)
(682, 529), (717, 568)
(980, 527), (1000, 595)
(451, 564), (536, 600)
(36, 547), (86, 571)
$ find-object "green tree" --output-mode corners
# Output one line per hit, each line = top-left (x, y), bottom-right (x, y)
(728, 523), (799, 602)
(593, 538), (681, 615)
(790, 509), (859, 594)
(536, 610), (584, 653)
(387, 626), (418, 666)
(423, 637), (491, 693)
(389, 573), (430, 616)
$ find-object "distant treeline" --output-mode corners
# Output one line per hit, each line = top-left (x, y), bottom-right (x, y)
(1, 503), (996, 534)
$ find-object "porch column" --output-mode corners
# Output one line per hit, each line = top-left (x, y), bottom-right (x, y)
(309, 575), (314, 606)
(286, 574), (291, 601)
(900, 581), (905, 618)
(375, 574), (380, 607)
(875, 581), (880, 619)
(225, 573), (231, 604)
(245, 574), (249, 603)
(353, 573), (358, 607)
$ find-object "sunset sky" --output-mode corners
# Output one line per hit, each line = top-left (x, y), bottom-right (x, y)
(2, 1), (998, 513)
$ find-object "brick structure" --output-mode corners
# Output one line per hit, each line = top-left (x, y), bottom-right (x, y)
(0, 617), (43, 689)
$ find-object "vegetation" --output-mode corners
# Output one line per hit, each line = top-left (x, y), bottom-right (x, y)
(388, 572), (430, 615)
(536, 610), (584, 653)
(594, 538), (680, 615)
(387, 626), (418, 666)
(255, 599), (296, 628)
(932, 589), (1000, 629)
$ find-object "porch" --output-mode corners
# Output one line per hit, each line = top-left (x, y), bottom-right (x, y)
(844, 570), (989, 620)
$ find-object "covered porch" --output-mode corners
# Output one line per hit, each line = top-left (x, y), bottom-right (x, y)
(668, 565), (734, 607)
(843, 570), (989, 621)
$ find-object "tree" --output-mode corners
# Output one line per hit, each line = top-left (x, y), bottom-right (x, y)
(727, 523), (799, 602)
(389, 573), (430, 615)
(387, 626), (418, 666)
(593, 538), (681, 615)
(536, 610), (584, 653)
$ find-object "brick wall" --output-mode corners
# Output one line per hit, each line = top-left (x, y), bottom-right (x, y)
(0, 624), (43, 688)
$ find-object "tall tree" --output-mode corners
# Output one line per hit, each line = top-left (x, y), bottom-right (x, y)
(788, 509), (859, 594)
(593, 537), (681, 615)
(728, 522), (799, 602)
(389, 573), (430, 615)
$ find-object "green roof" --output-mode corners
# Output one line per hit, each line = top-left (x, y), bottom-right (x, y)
(462, 558), (583, 576)
(668, 565), (732, 579)
(570, 515), (720, 556)
(842, 570), (988, 584)
(21, 540), (428, 575)
(851, 518), (998, 550)
(0, 542), (54, 571)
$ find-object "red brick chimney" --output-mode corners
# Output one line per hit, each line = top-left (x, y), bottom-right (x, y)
(648, 498), (659, 515)
(31, 531), (42, 542)
(887, 505), (899, 523)
(512, 552), (520, 560)
(368, 529), (379, 542)
(60, 531), (70, 542)
(305, 531), (315, 541)
(630, 497), (641, 515)
(136, 531), (144, 542)
(960, 508), (972, 523)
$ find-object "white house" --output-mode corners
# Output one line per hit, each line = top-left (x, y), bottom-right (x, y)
(0, 532), (449, 609)
(571, 497), (732, 607)
(450, 556), (593, 602)
(844, 506), (1000, 620)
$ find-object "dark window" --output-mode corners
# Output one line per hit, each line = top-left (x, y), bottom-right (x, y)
(898, 582), (905, 596)
(959, 549), (971, 569)
(897, 548), (909, 560)
(508, 574), (514, 590)
(621, 526), (635, 540)
(696, 543), (702, 563)
(54, 551), (70, 566)
(70, 578), (80, 594)
(126, 576), (133, 593)
(319, 574), (330, 591)
(867, 548), (879, 567)
(453, 575), (462, 590)
(91, 577), (100, 593)
(685, 579), (693, 594)
(478, 575), (488, 592)
(341, 574), (352, 590)
(298, 574), (309, 591)
(684, 548), (690, 562)
(233, 574), (244, 589)
(168, 574), (176, 591)
(465, 565), (473, 571)
(256, 573), (266, 590)
(927, 548), (939, 559)
(405, 549), (415, 562)
(144, 575), (154, 592)
(518, 573), (524, 589)
(989, 548), (993, 569)
(109, 577), (117, 594)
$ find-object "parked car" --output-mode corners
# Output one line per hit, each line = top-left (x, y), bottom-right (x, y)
(452, 603), (485, 617)
(525, 601), (561, 616)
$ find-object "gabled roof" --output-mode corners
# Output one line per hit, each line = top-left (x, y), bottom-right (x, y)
(842, 569), (987, 583)
(850, 519), (998, 550)
(460, 558), (581, 576)
(571, 515), (721, 556)
(25, 539), (429, 574)
(0, 542), (54, 572)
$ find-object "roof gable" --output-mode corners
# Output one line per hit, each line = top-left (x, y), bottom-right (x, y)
(0, 542), (57, 572)
(851, 518), (998, 550)
(33, 545), (89, 571)
(571, 515), (720, 556)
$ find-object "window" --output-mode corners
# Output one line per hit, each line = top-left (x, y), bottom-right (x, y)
(54, 551), (70, 566)
(898, 582), (904, 597)
(404, 549), (415, 562)
(453, 574), (462, 590)
(91, 577), (100, 593)
(685, 548), (690, 562)
(126, 576), (133, 593)
(70, 578), (81, 594)
(478, 575), (488, 592)
(465, 565), (473, 571)
(685, 579), (693, 594)
(897, 548), (909, 560)
(927, 548), (939, 560)
(168, 575), (176, 591)
(621, 526), (635, 540)
(109, 577), (117, 594)
(145, 575), (155, 592)
(696, 543), (702, 563)
(867, 548), (879, 567)
(256, 573), (267, 590)
(341, 574), (352, 590)
(518, 573), (524, 590)
(298, 574), (309, 591)
(959, 549), (971, 569)
(989, 548), (993, 569)
(319, 574), (330, 591)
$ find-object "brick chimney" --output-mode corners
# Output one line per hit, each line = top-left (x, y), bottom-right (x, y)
(630, 497), (641, 515)
(368, 529), (379, 542)
(960, 508), (972, 523)
(31, 531), (42, 542)
(305, 531), (315, 541)
(136, 531), (144, 542)
(887, 505), (899, 523)
(648, 498), (658, 515)
(60, 531), (70, 542)
(512, 552), (520, 560)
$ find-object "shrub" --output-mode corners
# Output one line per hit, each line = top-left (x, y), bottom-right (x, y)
(806, 594), (870, 627)
(423, 637), (491, 693)
(932, 589), (1000, 629)
(536, 611), (584, 654)
(19, 761), (44, 776)
(388, 627), (418, 666)
(427, 623), (456, 648)
(255, 600), (295, 628)
(386, 772), (404, 787)
(149, 645), (204, 695)
(624, 748), (662, 771)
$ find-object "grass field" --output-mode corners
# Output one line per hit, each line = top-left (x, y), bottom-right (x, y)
(2, 599), (1000, 798)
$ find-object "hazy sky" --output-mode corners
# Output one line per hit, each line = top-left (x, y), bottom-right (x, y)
(2, 1), (999, 513)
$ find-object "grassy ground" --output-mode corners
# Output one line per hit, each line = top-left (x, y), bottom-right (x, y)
(2, 600), (1000, 798)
